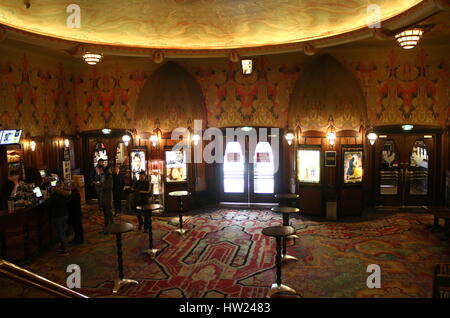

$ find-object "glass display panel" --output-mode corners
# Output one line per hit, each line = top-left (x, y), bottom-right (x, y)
(165, 150), (187, 182)
(297, 149), (320, 183)
(0, 129), (22, 145)
(409, 140), (428, 195)
(93, 143), (108, 167)
(253, 141), (274, 194)
(379, 140), (399, 195)
(224, 141), (244, 193)
(343, 150), (363, 184)
(130, 149), (146, 181)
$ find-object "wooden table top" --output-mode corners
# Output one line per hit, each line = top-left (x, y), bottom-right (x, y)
(262, 226), (295, 238)
(136, 204), (163, 211)
(274, 193), (299, 200)
(271, 206), (300, 214)
(107, 222), (134, 234)
(168, 191), (191, 197)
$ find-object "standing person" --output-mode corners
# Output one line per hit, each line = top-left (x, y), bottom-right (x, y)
(68, 182), (84, 245)
(101, 165), (114, 234)
(132, 171), (153, 232)
(93, 164), (104, 213)
(46, 181), (71, 254)
(112, 165), (125, 216)
(2, 170), (19, 209)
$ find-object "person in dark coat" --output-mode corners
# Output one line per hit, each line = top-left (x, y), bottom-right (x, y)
(46, 181), (71, 254)
(101, 165), (114, 234)
(93, 163), (104, 213)
(132, 171), (153, 232)
(112, 165), (125, 216)
(68, 182), (84, 245)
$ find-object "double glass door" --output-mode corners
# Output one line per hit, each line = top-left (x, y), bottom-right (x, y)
(220, 129), (279, 203)
(375, 134), (434, 206)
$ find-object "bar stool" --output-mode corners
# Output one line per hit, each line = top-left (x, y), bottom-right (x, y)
(262, 225), (298, 297)
(274, 193), (299, 207)
(168, 191), (191, 235)
(136, 203), (163, 258)
(107, 222), (139, 293)
(271, 206), (300, 262)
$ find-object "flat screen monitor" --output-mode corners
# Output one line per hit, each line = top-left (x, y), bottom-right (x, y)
(33, 187), (43, 198)
(50, 180), (57, 186)
(39, 170), (46, 178)
(0, 129), (22, 145)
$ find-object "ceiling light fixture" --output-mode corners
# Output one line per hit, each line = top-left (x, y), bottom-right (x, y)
(83, 52), (103, 65)
(402, 124), (414, 131)
(102, 128), (111, 134)
(395, 28), (424, 49)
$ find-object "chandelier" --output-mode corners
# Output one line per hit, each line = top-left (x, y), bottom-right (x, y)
(395, 28), (424, 49)
(83, 52), (103, 65)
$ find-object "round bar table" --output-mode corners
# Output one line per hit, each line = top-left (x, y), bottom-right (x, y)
(262, 226), (298, 298)
(270, 206), (300, 262)
(107, 222), (139, 293)
(136, 204), (163, 258)
(168, 191), (191, 236)
(274, 193), (299, 207)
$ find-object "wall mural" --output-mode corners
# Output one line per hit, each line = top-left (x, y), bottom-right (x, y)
(0, 47), (74, 135)
(0, 44), (448, 136)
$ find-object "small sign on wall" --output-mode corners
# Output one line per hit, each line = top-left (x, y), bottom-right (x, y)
(325, 151), (336, 167)
(63, 160), (71, 181)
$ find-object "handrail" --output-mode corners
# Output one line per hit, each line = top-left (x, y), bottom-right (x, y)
(0, 259), (88, 298)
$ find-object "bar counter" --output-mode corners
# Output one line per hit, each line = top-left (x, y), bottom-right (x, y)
(0, 203), (53, 264)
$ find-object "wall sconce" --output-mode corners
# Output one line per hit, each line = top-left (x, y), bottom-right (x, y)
(326, 116), (336, 147)
(192, 134), (201, 146)
(64, 138), (70, 148)
(367, 132), (378, 146)
(241, 59), (252, 75)
(285, 131), (295, 146)
(122, 134), (131, 146)
(30, 140), (36, 151)
(150, 134), (158, 147)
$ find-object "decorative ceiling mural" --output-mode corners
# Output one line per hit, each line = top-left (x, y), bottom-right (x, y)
(0, 0), (424, 49)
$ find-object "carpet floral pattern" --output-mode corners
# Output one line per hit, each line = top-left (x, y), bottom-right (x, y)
(17, 207), (450, 298)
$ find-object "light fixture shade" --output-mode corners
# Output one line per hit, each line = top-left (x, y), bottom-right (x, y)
(192, 134), (201, 146)
(30, 140), (36, 151)
(122, 134), (131, 146)
(241, 59), (252, 75)
(327, 132), (336, 146)
(367, 132), (378, 146)
(402, 124), (414, 131)
(395, 28), (423, 49)
(83, 52), (103, 65)
(102, 128), (111, 134)
(285, 132), (294, 145)
(150, 134), (158, 146)
(64, 138), (70, 148)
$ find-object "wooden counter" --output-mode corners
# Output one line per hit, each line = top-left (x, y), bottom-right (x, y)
(0, 203), (53, 264)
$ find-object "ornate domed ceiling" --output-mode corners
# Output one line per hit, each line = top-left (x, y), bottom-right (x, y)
(0, 0), (427, 50)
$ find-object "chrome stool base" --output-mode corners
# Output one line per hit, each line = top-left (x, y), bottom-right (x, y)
(267, 283), (297, 298)
(113, 278), (139, 294)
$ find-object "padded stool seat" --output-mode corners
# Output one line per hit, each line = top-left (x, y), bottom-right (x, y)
(270, 206), (300, 262)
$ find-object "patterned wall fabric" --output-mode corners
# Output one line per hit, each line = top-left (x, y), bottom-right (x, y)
(0, 43), (448, 136)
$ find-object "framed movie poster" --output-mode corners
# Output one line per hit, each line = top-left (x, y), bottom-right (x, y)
(325, 151), (337, 167)
(343, 149), (363, 184)
(165, 150), (187, 182)
(130, 148), (147, 181)
(297, 148), (320, 184)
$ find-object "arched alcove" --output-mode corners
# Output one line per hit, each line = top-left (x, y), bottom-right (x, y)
(135, 62), (207, 132)
(288, 54), (367, 131)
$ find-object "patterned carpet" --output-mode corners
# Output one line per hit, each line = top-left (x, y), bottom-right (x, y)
(6, 205), (450, 298)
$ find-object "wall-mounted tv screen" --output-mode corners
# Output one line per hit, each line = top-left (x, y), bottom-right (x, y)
(0, 129), (22, 145)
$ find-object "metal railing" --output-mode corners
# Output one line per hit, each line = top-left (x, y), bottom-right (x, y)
(0, 259), (88, 298)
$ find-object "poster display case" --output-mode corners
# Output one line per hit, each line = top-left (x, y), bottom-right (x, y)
(130, 147), (147, 182)
(165, 149), (187, 183)
(342, 148), (363, 184)
(297, 148), (321, 184)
